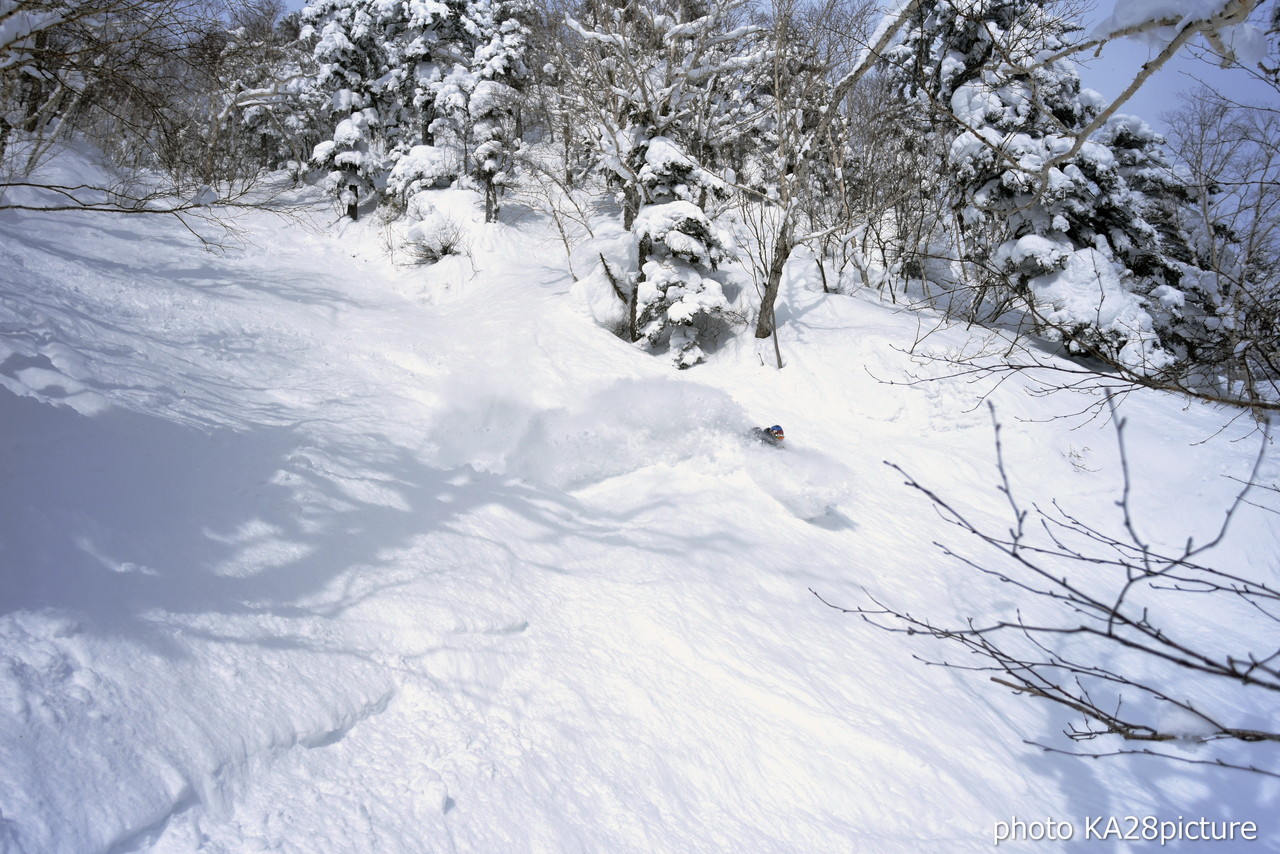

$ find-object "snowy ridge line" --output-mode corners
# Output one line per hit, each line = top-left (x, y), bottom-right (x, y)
(102, 786), (200, 854)
(295, 686), (397, 750)
(95, 685), (398, 854)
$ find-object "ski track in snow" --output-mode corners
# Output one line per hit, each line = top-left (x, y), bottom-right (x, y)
(2, 179), (1279, 853)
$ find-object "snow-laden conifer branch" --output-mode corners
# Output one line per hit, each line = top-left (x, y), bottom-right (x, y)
(1035, 1), (1263, 181)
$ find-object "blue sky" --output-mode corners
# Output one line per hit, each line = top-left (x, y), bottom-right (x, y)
(1075, 18), (1277, 130)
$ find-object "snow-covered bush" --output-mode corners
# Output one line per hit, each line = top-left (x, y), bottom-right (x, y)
(387, 145), (459, 203)
(403, 207), (466, 264)
(569, 226), (636, 340)
(1019, 246), (1174, 373)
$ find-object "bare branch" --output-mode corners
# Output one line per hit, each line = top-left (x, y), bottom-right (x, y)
(819, 408), (1280, 775)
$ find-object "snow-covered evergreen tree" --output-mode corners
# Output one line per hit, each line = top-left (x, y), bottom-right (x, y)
(469, 79), (520, 221)
(301, 0), (392, 217)
(562, 0), (757, 365)
(466, 0), (530, 222)
(881, 0), (1209, 376)
(301, 0), (528, 217)
(632, 137), (734, 368)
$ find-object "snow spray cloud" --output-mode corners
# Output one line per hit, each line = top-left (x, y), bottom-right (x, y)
(505, 378), (747, 490)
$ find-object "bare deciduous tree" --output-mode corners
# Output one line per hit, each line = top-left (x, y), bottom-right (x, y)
(1, 0), (317, 242)
(1164, 87), (1280, 409)
(745, 0), (876, 362)
(817, 400), (1280, 776)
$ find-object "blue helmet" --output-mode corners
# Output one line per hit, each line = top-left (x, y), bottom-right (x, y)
(767, 425), (784, 441)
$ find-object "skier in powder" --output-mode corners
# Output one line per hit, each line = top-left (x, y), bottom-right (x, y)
(751, 425), (785, 447)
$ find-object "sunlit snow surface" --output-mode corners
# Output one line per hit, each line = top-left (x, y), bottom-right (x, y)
(2, 163), (1279, 853)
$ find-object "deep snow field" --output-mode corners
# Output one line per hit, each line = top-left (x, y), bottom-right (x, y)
(2, 164), (1278, 853)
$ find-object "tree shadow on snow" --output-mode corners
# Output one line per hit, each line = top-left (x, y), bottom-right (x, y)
(2, 219), (362, 313)
(1003, 695), (1280, 851)
(0, 390), (581, 652)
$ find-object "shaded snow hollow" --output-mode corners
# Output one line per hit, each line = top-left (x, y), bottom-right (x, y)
(1, 173), (1278, 853)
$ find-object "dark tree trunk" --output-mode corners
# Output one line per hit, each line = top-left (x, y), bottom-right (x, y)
(421, 106), (436, 145)
(622, 186), (641, 232)
(755, 219), (793, 339)
(631, 234), (651, 342)
(562, 114), (573, 186)
(21, 32), (49, 133)
(485, 182), (498, 223)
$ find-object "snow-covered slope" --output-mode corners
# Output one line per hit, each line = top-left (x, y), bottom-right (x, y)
(2, 174), (1277, 853)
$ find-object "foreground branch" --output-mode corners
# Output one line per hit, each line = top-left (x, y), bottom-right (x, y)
(819, 398), (1280, 774)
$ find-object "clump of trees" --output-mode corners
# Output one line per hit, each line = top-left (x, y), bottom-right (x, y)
(549, 0), (759, 366)
(0, 0), (323, 221)
(881, 1), (1200, 372)
(301, 0), (530, 222)
(3, 0), (1278, 399)
(1162, 87), (1280, 409)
